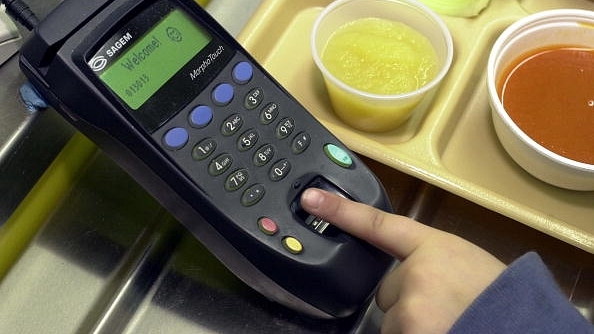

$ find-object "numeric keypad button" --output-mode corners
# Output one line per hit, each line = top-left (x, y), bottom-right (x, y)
(253, 144), (275, 166)
(291, 132), (311, 154)
(260, 102), (279, 125)
(192, 138), (217, 161)
(237, 129), (259, 152)
(225, 169), (249, 191)
(209, 153), (233, 176)
(269, 159), (291, 182)
(276, 117), (295, 139)
(221, 114), (243, 136)
(241, 184), (265, 207)
(244, 87), (264, 110)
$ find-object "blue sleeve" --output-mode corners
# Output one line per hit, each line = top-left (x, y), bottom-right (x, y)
(449, 252), (593, 334)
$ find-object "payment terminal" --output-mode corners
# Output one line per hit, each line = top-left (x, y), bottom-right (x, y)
(17, 0), (394, 318)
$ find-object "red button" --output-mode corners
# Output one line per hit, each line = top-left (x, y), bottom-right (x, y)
(258, 217), (278, 236)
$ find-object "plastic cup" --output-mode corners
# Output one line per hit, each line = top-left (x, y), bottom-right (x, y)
(311, 0), (453, 132)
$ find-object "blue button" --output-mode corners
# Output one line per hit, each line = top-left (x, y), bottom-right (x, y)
(212, 83), (234, 106)
(233, 62), (253, 84)
(189, 105), (213, 128)
(163, 127), (189, 150)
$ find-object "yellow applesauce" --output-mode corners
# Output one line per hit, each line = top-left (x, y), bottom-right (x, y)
(321, 17), (439, 95)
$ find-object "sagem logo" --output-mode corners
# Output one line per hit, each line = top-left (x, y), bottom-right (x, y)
(89, 32), (135, 72)
(88, 56), (108, 72)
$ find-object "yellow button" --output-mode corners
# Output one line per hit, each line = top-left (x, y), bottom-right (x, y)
(282, 237), (303, 255)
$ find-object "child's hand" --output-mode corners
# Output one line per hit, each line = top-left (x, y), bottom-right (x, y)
(300, 188), (506, 333)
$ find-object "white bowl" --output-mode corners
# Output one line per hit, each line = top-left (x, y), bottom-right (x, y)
(487, 9), (594, 191)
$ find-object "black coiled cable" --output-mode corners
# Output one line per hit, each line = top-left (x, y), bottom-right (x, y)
(1, 0), (38, 30)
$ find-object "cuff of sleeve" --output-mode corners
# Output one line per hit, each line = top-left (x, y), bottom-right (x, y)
(449, 252), (593, 334)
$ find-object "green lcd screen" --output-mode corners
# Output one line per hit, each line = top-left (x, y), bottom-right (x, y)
(99, 8), (211, 110)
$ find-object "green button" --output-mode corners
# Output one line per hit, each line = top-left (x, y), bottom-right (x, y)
(324, 144), (353, 168)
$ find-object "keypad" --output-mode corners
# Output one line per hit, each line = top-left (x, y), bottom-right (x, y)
(160, 61), (310, 199)
(157, 59), (354, 256)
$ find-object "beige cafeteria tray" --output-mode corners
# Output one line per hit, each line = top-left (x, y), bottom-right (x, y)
(237, 0), (594, 253)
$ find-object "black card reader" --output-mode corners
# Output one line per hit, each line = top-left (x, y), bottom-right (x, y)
(18, 0), (394, 318)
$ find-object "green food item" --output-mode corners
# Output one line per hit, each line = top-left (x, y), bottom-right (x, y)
(420, 0), (491, 17)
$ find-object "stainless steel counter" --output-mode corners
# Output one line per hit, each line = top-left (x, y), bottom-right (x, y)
(0, 2), (74, 224)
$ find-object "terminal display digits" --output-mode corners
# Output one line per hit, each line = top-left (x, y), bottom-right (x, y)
(18, 0), (394, 318)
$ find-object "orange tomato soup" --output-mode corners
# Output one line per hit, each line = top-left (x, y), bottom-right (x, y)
(498, 46), (594, 165)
